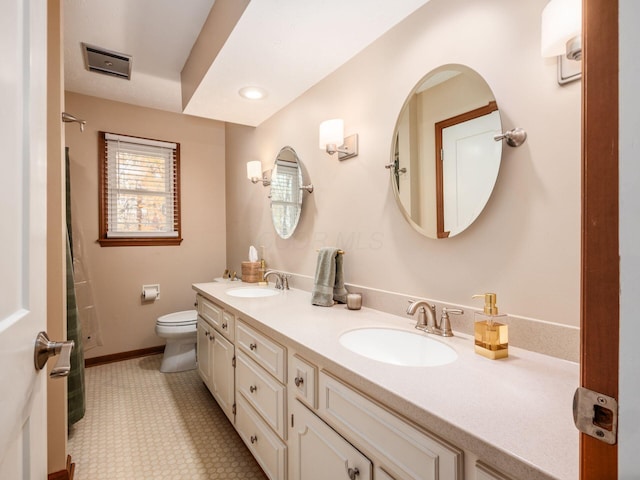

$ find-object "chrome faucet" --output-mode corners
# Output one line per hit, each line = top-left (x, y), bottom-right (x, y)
(406, 300), (462, 336)
(263, 270), (283, 289)
(406, 300), (438, 333)
(263, 270), (290, 290)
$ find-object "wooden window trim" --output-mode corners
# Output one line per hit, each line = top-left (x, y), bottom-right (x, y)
(98, 131), (183, 247)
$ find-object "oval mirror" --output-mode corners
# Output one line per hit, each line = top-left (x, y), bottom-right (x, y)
(390, 64), (503, 239)
(270, 146), (304, 239)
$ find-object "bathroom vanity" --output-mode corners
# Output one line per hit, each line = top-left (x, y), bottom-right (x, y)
(193, 282), (578, 480)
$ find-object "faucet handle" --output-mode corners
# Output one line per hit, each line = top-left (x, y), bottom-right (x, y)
(440, 308), (463, 337)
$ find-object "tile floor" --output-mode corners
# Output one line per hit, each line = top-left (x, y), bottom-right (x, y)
(68, 355), (267, 480)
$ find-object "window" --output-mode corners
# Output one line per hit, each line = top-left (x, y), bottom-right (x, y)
(98, 132), (182, 246)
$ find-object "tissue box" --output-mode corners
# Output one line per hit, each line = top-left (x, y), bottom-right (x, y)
(241, 261), (261, 283)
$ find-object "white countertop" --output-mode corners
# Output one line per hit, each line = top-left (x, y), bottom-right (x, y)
(193, 282), (579, 480)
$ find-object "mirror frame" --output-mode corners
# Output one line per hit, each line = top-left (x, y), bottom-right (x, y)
(389, 64), (503, 239)
(270, 146), (304, 240)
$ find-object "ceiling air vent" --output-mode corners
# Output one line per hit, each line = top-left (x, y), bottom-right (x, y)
(82, 43), (132, 80)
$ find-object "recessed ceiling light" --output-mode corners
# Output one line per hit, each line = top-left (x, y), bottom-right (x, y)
(239, 86), (267, 100)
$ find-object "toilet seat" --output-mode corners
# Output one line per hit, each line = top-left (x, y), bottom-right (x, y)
(156, 310), (197, 327)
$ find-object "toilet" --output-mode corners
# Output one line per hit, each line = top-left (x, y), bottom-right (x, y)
(155, 310), (197, 373)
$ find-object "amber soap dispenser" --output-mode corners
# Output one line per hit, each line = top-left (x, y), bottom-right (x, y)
(472, 293), (508, 359)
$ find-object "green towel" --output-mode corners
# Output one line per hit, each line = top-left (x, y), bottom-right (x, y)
(311, 247), (348, 306)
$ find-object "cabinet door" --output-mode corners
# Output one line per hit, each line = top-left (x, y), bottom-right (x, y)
(475, 462), (515, 480)
(290, 399), (372, 480)
(196, 317), (211, 388)
(319, 372), (462, 480)
(211, 330), (235, 423)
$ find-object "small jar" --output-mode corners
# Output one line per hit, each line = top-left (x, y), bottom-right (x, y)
(347, 293), (362, 310)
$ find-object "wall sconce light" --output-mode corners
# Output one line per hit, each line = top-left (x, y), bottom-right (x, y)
(319, 119), (358, 160)
(247, 160), (270, 186)
(541, 0), (582, 84)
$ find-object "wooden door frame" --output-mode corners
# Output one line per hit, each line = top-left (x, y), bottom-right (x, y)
(434, 101), (498, 238)
(581, 0), (618, 477)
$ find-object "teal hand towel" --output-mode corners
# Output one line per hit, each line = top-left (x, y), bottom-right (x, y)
(312, 247), (347, 307)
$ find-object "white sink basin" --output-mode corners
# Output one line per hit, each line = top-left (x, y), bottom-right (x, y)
(339, 327), (457, 367)
(225, 287), (280, 298)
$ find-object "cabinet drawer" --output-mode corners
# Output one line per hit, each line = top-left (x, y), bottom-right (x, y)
(237, 351), (286, 439)
(197, 295), (235, 341)
(289, 354), (317, 408)
(236, 320), (286, 383)
(236, 395), (287, 480)
(220, 310), (235, 341)
(197, 295), (222, 327)
(318, 372), (463, 480)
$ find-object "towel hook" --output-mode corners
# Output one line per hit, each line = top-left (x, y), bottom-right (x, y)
(62, 112), (86, 133)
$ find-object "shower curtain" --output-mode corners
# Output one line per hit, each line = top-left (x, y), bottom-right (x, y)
(66, 147), (85, 426)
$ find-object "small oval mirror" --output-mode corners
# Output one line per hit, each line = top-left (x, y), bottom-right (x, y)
(390, 64), (503, 239)
(270, 146), (304, 239)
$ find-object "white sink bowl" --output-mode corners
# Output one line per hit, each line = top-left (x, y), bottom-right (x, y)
(225, 287), (280, 298)
(339, 327), (457, 367)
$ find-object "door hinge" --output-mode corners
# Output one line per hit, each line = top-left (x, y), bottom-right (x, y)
(440, 148), (444, 161)
(573, 387), (618, 445)
(232, 403), (236, 415)
(291, 413), (294, 428)
(232, 356), (236, 368)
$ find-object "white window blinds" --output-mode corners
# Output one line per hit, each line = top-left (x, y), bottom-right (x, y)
(103, 133), (179, 238)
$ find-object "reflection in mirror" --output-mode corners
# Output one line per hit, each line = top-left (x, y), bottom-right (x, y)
(391, 64), (503, 239)
(270, 146), (308, 239)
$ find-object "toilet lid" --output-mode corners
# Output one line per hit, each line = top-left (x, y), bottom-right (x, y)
(157, 309), (197, 326)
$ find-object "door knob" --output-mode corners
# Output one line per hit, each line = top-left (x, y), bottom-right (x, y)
(34, 331), (74, 378)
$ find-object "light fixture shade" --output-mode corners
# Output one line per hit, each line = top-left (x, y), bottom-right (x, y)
(541, 0), (582, 57)
(319, 119), (344, 149)
(247, 161), (262, 180)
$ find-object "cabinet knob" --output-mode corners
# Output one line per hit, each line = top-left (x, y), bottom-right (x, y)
(249, 385), (258, 393)
(347, 467), (360, 480)
(222, 322), (227, 329)
(294, 376), (304, 387)
(204, 331), (209, 338)
(250, 435), (258, 444)
(249, 342), (257, 351)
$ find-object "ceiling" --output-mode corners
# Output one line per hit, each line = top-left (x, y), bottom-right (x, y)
(64, 0), (431, 127)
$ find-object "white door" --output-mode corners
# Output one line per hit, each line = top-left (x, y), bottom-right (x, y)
(0, 0), (48, 478)
(442, 110), (501, 236)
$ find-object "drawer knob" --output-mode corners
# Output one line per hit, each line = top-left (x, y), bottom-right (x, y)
(204, 331), (209, 338)
(249, 385), (258, 393)
(347, 467), (360, 480)
(249, 342), (257, 351)
(294, 376), (304, 387)
(222, 322), (228, 329)
(250, 435), (258, 444)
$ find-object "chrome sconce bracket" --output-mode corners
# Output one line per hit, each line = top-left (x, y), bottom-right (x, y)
(326, 133), (358, 161)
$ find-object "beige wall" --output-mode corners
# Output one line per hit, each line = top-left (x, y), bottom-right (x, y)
(65, 93), (226, 359)
(225, 0), (581, 327)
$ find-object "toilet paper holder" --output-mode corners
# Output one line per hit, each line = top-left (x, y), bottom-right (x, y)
(142, 284), (160, 301)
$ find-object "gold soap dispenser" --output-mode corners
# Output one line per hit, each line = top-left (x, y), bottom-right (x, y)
(472, 293), (508, 359)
